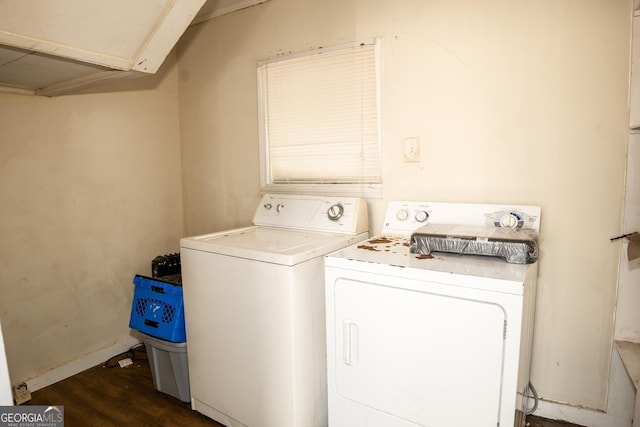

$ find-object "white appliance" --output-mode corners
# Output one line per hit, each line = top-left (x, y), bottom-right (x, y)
(180, 194), (368, 427)
(0, 320), (12, 405)
(325, 201), (540, 427)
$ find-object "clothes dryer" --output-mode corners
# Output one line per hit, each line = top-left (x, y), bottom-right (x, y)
(325, 201), (540, 427)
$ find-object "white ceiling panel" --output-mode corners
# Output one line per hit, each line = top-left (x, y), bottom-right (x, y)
(0, 45), (28, 67)
(0, 0), (170, 60)
(0, 0), (206, 95)
(0, 50), (109, 90)
(0, 0), (268, 96)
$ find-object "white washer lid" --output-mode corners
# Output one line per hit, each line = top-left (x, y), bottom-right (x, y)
(181, 226), (368, 266)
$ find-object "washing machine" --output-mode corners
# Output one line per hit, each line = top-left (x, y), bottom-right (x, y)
(180, 194), (368, 427)
(325, 201), (540, 427)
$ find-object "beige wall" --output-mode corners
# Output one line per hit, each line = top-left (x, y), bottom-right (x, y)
(0, 0), (629, 413)
(177, 0), (631, 410)
(0, 56), (184, 384)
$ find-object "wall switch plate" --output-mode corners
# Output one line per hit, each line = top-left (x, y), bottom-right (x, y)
(13, 382), (31, 405)
(403, 137), (420, 162)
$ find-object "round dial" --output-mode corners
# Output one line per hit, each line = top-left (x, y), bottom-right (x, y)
(499, 212), (522, 228)
(415, 210), (429, 223)
(396, 209), (409, 221)
(327, 203), (344, 221)
(276, 203), (285, 213)
(264, 203), (272, 210)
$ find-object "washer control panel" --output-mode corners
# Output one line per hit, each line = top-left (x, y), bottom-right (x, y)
(382, 201), (540, 236)
(253, 194), (368, 234)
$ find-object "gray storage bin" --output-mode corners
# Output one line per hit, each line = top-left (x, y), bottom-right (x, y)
(141, 333), (190, 403)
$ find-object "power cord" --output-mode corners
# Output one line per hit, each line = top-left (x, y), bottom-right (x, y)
(526, 381), (539, 415)
(104, 343), (147, 368)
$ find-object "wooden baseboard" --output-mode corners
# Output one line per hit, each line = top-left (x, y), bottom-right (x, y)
(24, 336), (141, 392)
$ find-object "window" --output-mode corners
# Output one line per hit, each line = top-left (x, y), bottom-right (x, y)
(257, 39), (381, 197)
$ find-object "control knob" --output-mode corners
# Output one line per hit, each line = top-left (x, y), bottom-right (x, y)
(498, 213), (521, 228)
(415, 210), (429, 223)
(396, 209), (409, 221)
(276, 203), (285, 213)
(328, 203), (344, 221)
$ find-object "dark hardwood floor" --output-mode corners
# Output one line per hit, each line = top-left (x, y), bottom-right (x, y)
(27, 346), (222, 427)
(26, 347), (584, 427)
(527, 417), (587, 427)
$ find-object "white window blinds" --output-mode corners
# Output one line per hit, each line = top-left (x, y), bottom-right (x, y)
(258, 40), (381, 192)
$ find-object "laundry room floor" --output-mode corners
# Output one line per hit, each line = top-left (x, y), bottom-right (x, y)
(527, 418), (586, 427)
(27, 346), (223, 427)
(25, 348), (585, 427)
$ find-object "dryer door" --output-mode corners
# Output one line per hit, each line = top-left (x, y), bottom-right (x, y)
(332, 277), (506, 427)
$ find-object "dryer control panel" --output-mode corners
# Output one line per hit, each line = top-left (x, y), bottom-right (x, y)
(382, 201), (540, 237)
(253, 194), (369, 235)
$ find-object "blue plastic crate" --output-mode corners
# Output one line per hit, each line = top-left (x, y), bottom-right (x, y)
(129, 275), (186, 343)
